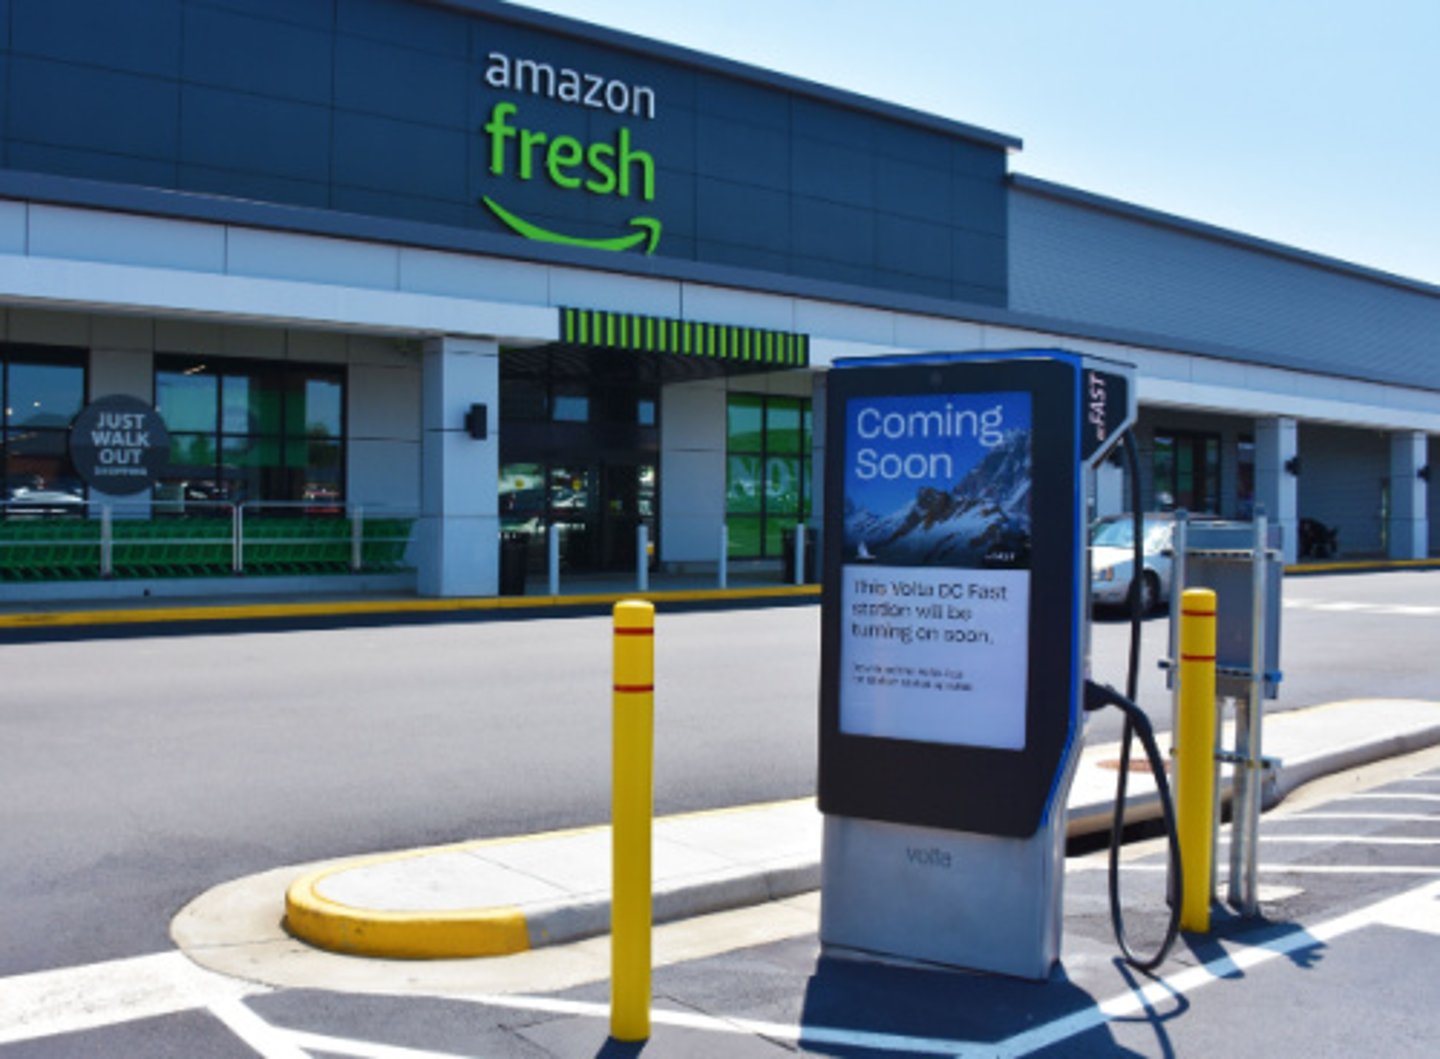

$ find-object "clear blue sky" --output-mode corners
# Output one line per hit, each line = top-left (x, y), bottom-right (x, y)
(510, 0), (1440, 286)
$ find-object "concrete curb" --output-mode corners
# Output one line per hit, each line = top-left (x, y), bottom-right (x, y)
(1285, 558), (1440, 576)
(525, 858), (822, 951)
(0, 584), (820, 632)
(285, 860), (531, 959)
(1266, 721), (1440, 807)
(280, 704), (1440, 963)
(284, 805), (825, 961)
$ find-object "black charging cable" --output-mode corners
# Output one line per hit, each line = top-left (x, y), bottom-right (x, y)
(1083, 430), (1183, 972)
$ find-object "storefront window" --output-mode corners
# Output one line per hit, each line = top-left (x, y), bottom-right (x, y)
(726, 394), (811, 558)
(154, 356), (345, 507)
(157, 370), (218, 432)
(2, 346), (86, 514)
(552, 383), (590, 422)
(1153, 430), (1220, 513)
(1237, 436), (1255, 519)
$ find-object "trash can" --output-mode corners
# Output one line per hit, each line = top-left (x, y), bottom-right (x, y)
(781, 525), (817, 584)
(499, 531), (528, 595)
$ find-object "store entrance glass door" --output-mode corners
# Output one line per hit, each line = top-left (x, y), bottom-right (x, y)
(501, 458), (656, 575)
(599, 461), (656, 571)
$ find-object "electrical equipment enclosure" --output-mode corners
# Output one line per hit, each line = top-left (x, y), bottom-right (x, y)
(818, 349), (1135, 980)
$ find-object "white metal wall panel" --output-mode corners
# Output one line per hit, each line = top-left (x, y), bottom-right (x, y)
(1431, 437), (1440, 555)
(1010, 187), (1440, 391)
(1297, 424), (1390, 555)
(29, 205), (226, 273)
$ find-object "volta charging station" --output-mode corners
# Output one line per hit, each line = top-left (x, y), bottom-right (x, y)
(818, 348), (1137, 980)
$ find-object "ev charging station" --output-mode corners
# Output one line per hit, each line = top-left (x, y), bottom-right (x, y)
(818, 349), (1137, 980)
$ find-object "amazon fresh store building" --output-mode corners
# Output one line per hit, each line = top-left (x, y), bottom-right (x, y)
(1, 0), (1437, 600)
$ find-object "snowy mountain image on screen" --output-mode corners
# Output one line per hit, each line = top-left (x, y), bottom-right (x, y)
(844, 429), (1032, 569)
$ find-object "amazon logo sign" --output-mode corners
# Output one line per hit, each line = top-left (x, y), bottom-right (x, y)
(478, 52), (663, 255)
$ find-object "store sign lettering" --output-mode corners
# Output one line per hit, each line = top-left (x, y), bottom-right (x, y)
(478, 51), (663, 255)
(69, 395), (170, 496)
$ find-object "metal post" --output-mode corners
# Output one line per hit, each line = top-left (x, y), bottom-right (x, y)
(793, 522), (806, 586)
(1168, 510), (1189, 737)
(1211, 698), (1226, 907)
(233, 503), (244, 574)
(636, 524), (649, 592)
(548, 523), (561, 597)
(350, 505), (364, 573)
(611, 600), (654, 1042)
(1177, 588), (1217, 933)
(718, 524), (729, 589)
(1228, 510), (1269, 915)
(100, 505), (113, 578)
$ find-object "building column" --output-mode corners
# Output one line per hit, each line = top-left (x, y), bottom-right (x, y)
(1388, 430), (1428, 560)
(1255, 417), (1298, 563)
(417, 336), (499, 597)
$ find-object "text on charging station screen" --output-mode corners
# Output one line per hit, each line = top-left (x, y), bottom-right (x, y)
(838, 391), (1032, 750)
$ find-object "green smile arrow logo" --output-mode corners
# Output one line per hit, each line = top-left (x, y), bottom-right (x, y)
(481, 196), (662, 255)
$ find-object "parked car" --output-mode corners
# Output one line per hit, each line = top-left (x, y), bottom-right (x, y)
(1089, 513), (1177, 613)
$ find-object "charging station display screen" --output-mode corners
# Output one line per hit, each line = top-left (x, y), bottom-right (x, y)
(839, 391), (1032, 749)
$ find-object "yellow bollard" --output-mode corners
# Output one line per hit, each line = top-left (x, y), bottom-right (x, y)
(1177, 587), (1218, 934)
(610, 600), (654, 1042)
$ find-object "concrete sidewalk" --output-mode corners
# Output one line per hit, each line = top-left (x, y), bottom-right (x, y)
(282, 697), (1440, 961)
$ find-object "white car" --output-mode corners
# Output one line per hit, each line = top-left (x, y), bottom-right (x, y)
(1090, 514), (1176, 613)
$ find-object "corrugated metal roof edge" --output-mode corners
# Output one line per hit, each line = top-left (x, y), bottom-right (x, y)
(1011, 173), (1440, 301)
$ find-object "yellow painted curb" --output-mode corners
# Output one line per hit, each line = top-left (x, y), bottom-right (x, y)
(284, 843), (538, 959)
(1286, 558), (1440, 575)
(283, 798), (816, 960)
(285, 870), (531, 959)
(0, 584), (821, 631)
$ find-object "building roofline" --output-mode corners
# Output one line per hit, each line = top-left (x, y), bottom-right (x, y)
(2, 168), (1434, 397)
(421, 0), (1023, 152)
(1011, 173), (1440, 299)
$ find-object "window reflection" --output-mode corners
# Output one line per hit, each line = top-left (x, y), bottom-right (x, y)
(725, 393), (812, 559)
(153, 356), (345, 506)
(3, 347), (85, 514)
(7, 362), (84, 429)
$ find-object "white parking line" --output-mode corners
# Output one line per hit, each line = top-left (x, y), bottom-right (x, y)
(287, 1028), (477, 1058)
(995, 880), (1440, 1056)
(1220, 834), (1440, 846)
(208, 998), (310, 1059)
(1284, 812), (1437, 823)
(406, 881), (1439, 1059)
(1342, 792), (1440, 802)
(1283, 600), (1440, 616)
(1126, 863), (1440, 876)
(0, 951), (267, 1047)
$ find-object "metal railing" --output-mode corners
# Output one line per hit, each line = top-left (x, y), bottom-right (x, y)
(0, 500), (416, 581)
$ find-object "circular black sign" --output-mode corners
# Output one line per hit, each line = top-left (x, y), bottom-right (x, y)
(69, 395), (171, 496)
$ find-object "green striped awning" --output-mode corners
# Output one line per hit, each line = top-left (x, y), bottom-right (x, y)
(561, 307), (810, 368)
